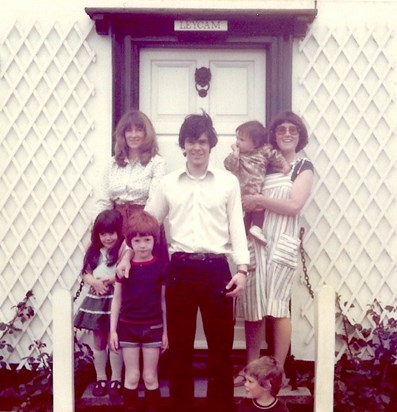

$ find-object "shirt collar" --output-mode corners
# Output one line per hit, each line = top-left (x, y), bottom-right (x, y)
(178, 163), (215, 180)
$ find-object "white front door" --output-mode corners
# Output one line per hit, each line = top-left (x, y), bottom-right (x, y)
(140, 48), (266, 348)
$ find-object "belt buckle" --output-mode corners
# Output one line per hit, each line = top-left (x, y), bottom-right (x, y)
(192, 253), (206, 261)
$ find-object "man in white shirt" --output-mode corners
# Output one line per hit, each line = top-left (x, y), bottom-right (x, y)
(119, 111), (249, 412)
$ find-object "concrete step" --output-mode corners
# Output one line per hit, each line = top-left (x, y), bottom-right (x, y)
(77, 378), (312, 408)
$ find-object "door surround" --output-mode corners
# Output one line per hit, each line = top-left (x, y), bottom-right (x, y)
(85, 7), (317, 129)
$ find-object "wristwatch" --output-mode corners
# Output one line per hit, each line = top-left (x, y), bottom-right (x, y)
(237, 270), (248, 276)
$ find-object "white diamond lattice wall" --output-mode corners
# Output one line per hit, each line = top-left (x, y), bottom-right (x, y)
(0, 21), (96, 364)
(294, 24), (397, 360)
(1, 15), (396, 364)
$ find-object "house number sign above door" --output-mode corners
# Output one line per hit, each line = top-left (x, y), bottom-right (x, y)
(174, 20), (228, 31)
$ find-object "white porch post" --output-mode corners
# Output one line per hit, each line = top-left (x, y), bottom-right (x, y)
(314, 285), (335, 412)
(53, 288), (75, 412)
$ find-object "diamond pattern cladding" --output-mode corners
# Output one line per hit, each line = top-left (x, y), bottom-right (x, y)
(1, 18), (397, 364)
(0, 21), (96, 364)
(297, 25), (397, 359)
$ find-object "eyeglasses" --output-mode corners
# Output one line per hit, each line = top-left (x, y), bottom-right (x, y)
(275, 125), (299, 136)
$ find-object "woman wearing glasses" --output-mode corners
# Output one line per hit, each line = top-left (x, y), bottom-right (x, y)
(239, 111), (314, 377)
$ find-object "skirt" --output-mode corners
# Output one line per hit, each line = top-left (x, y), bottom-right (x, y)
(74, 285), (114, 331)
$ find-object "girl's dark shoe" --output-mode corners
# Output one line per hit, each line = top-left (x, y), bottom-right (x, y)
(108, 380), (123, 398)
(92, 380), (107, 397)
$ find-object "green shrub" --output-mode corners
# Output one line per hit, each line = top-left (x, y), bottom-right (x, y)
(0, 290), (93, 411)
(334, 297), (397, 411)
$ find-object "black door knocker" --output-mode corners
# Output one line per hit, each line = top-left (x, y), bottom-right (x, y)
(195, 67), (211, 98)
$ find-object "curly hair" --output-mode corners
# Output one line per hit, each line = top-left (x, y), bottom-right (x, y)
(114, 110), (159, 167)
(268, 111), (309, 153)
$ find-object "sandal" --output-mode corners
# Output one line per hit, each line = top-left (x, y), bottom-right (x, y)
(92, 380), (107, 397)
(108, 380), (122, 398)
(234, 373), (246, 387)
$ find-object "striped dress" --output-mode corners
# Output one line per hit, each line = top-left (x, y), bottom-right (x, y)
(74, 248), (115, 331)
(240, 158), (313, 321)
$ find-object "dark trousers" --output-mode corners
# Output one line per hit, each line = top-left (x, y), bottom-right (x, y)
(166, 253), (235, 412)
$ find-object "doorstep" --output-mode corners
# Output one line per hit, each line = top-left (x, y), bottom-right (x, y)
(77, 378), (312, 408)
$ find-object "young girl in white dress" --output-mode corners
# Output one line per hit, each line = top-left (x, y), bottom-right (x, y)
(74, 209), (124, 398)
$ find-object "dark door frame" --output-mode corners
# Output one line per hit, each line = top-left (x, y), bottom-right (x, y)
(85, 7), (317, 129)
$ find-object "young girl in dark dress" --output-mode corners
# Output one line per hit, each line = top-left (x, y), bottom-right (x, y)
(74, 209), (124, 397)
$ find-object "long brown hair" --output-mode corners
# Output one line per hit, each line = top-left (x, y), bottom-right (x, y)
(82, 209), (123, 274)
(114, 110), (159, 167)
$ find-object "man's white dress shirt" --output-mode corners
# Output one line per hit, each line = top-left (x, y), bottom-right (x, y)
(146, 164), (249, 266)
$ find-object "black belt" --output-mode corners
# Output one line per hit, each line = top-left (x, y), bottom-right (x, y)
(172, 252), (226, 261)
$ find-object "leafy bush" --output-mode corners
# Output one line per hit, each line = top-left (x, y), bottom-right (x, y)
(0, 290), (35, 369)
(0, 290), (93, 411)
(334, 297), (397, 411)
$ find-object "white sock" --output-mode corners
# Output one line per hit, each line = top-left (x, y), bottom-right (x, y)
(93, 348), (108, 381)
(109, 349), (123, 381)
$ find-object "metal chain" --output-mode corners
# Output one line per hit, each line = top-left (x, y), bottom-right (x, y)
(73, 279), (85, 303)
(299, 227), (314, 299)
